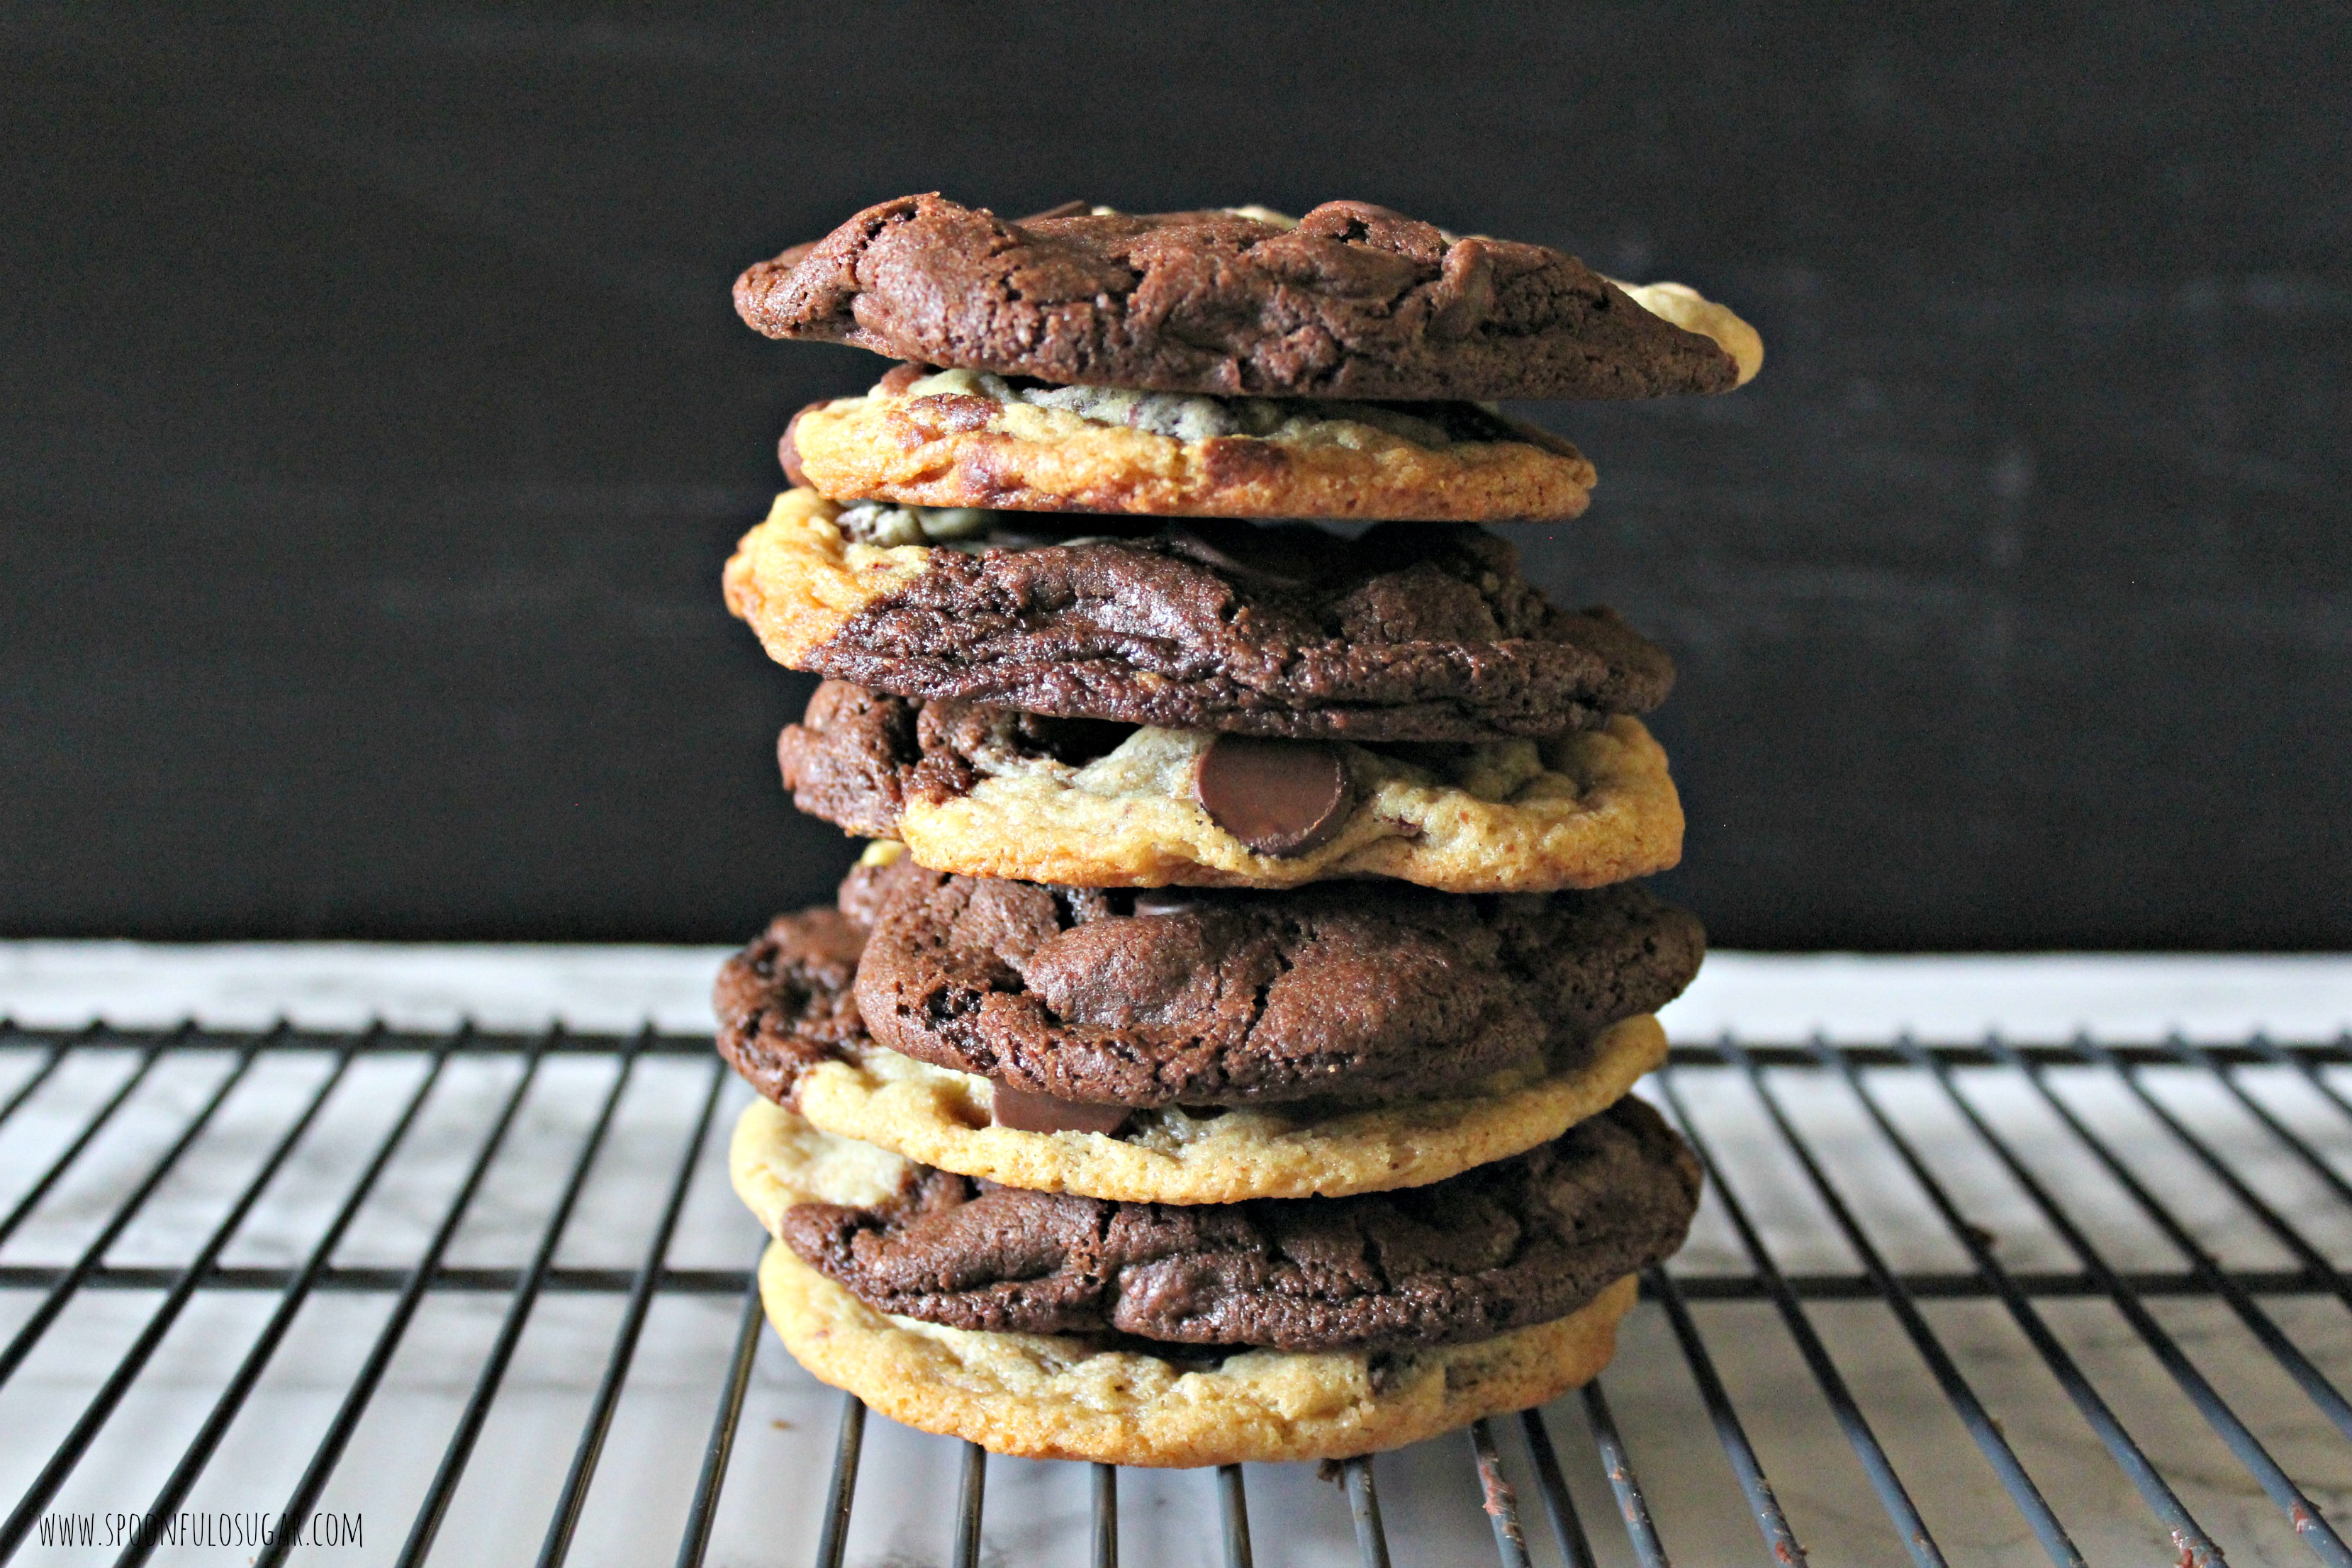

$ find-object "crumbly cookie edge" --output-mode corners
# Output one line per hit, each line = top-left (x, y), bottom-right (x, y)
(723, 489), (927, 668)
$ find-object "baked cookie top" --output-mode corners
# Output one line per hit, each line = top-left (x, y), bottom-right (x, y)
(780, 364), (1596, 522)
(734, 194), (1760, 401)
(852, 862), (1703, 1109)
(768, 1095), (1698, 1353)
(776, 683), (1681, 892)
(723, 490), (1674, 741)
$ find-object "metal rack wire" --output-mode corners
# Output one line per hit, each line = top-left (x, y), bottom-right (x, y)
(0, 1021), (2347, 1564)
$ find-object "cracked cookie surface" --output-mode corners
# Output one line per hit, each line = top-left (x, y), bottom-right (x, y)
(852, 863), (1703, 1109)
(735, 194), (1755, 401)
(785, 365), (1596, 521)
(778, 682), (1682, 892)
(713, 881), (1674, 1203)
(763, 1095), (1699, 1353)
(724, 491), (1674, 742)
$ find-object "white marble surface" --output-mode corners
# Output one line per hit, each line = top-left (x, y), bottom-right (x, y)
(9, 941), (2352, 1040)
(2, 947), (2350, 1567)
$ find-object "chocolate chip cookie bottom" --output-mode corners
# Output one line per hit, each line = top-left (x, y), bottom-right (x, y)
(784, 364), (1597, 522)
(780, 683), (1683, 892)
(723, 490), (1672, 742)
(735, 194), (1758, 402)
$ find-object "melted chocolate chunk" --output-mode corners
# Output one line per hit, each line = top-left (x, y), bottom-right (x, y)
(1190, 735), (1353, 856)
(777, 408), (812, 489)
(1160, 520), (1319, 588)
(779, 1097), (1704, 1352)
(989, 1085), (1132, 1136)
(1131, 890), (1201, 917)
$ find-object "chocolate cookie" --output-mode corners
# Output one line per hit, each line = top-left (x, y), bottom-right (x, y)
(724, 489), (1674, 741)
(778, 1096), (1699, 1353)
(852, 865), (1704, 1110)
(734, 195), (1758, 401)
(717, 876), (1678, 1204)
(784, 365), (1597, 522)
(776, 683), (1683, 893)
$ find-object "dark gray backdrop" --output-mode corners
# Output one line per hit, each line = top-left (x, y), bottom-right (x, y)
(5, 3), (2346, 948)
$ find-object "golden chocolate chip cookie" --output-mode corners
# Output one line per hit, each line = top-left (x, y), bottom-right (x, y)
(755, 1242), (1634, 1467)
(784, 366), (1596, 521)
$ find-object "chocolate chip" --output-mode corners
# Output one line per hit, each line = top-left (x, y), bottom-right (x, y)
(910, 392), (997, 434)
(1489, 410), (1586, 457)
(985, 515), (1159, 550)
(1190, 735), (1353, 856)
(990, 1085), (1131, 1136)
(1131, 890), (1200, 917)
(877, 361), (930, 396)
(1429, 237), (1496, 340)
(1160, 520), (1316, 588)
(777, 404), (817, 488)
(1304, 199), (1413, 228)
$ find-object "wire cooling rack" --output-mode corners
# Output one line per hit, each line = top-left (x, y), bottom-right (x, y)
(0, 1022), (2347, 1566)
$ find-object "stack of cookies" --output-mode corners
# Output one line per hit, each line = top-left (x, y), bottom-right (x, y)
(712, 195), (1760, 1467)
